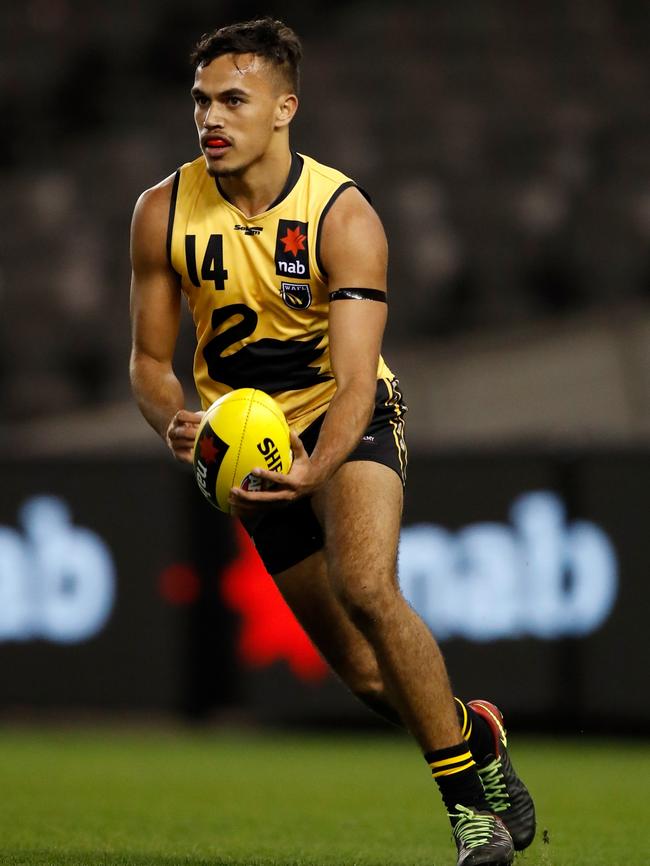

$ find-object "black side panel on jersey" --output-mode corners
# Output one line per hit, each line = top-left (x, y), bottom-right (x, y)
(166, 169), (181, 270)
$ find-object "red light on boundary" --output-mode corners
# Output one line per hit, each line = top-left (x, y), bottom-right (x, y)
(158, 563), (201, 605)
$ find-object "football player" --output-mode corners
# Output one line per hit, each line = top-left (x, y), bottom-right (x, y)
(129, 18), (534, 865)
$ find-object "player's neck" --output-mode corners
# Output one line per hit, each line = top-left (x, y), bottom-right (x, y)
(218, 144), (293, 217)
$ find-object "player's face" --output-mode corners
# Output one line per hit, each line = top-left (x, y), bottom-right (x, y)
(192, 54), (291, 177)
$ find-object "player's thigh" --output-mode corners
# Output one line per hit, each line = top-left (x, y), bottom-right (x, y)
(319, 460), (403, 603)
(272, 548), (382, 690)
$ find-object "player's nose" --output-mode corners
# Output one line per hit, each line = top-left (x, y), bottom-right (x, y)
(202, 105), (225, 129)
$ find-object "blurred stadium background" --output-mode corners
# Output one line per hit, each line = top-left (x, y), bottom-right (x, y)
(1, 1), (649, 863)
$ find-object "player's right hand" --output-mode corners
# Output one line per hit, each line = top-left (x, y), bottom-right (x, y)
(166, 409), (204, 464)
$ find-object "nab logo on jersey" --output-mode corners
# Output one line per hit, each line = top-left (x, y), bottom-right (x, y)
(275, 220), (310, 278)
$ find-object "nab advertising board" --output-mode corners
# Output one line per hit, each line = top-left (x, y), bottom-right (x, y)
(0, 451), (647, 730)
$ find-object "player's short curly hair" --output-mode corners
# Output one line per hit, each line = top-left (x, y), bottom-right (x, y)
(190, 17), (302, 94)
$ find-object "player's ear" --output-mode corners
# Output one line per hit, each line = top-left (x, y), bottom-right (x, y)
(275, 93), (298, 128)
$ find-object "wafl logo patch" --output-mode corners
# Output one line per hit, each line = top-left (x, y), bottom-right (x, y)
(280, 282), (312, 310)
(275, 219), (310, 278)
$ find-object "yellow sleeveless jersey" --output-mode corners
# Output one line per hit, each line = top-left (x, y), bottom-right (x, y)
(168, 151), (394, 432)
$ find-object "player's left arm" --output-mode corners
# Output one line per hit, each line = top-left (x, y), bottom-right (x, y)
(304, 186), (388, 481)
(230, 187), (387, 507)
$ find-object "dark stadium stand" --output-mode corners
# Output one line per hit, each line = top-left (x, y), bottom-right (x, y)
(1, 0), (648, 423)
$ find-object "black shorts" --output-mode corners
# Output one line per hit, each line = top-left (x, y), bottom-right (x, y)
(242, 377), (407, 574)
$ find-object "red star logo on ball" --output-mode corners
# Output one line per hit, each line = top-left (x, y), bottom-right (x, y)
(280, 225), (306, 257)
(199, 434), (219, 464)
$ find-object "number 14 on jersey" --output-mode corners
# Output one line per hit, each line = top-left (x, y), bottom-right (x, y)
(185, 234), (228, 290)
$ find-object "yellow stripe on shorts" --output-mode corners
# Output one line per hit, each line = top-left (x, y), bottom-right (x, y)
(384, 377), (408, 480)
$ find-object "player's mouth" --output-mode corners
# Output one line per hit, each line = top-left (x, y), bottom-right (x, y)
(202, 135), (232, 157)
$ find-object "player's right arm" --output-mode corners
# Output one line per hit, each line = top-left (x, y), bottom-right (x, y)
(129, 177), (202, 463)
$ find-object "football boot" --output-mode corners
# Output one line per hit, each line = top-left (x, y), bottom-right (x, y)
(450, 804), (514, 866)
(468, 699), (536, 851)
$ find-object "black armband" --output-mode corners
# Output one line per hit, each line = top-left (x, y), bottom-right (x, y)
(328, 288), (387, 303)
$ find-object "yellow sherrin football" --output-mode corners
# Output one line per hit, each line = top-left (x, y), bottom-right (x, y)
(193, 388), (292, 513)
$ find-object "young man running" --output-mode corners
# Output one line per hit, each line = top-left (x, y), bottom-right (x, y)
(129, 18), (535, 865)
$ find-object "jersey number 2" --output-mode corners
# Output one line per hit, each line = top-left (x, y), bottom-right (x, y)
(185, 234), (228, 291)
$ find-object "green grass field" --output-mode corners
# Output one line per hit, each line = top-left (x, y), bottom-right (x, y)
(0, 727), (648, 866)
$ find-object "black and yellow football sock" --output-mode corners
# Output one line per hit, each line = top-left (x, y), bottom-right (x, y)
(455, 697), (495, 763)
(425, 742), (489, 819)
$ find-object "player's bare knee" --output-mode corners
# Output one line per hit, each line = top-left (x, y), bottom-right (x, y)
(334, 577), (400, 634)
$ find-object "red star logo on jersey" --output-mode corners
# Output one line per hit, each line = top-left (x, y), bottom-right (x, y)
(280, 225), (307, 257)
(199, 434), (219, 464)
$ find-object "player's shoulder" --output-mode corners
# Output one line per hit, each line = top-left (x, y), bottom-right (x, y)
(299, 152), (378, 226)
(319, 184), (387, 270)
(317, 167), (386, 276)
(133, 172), (176, 229)
(134, 157), (202, 218)
(299, 152), (355, 189)
(131, 158), (204, 268)
(130, 170), (179, 263)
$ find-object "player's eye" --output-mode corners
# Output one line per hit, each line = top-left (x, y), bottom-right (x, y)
(227, 96), (243, 107)
(193, 95), (209, 107)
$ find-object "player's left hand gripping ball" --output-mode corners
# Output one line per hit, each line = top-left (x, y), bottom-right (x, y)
(192, 388), (293, 514)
